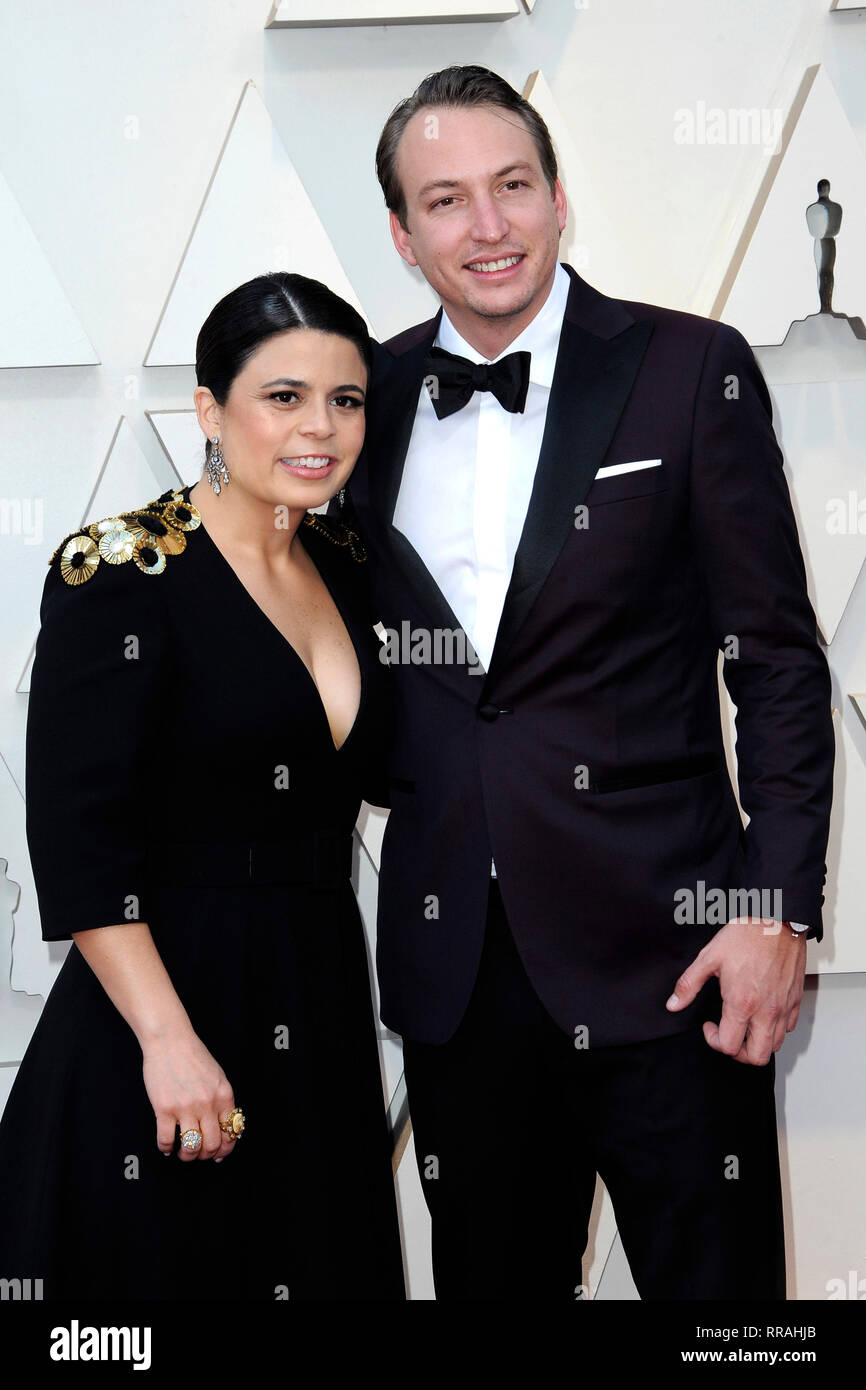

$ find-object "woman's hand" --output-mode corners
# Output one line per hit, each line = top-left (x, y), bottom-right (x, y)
(69, 921), (241, 1164)
(142, 1027), (239, 1162)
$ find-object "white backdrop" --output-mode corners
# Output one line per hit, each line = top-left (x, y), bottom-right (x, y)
(1, 0), (864, 1301)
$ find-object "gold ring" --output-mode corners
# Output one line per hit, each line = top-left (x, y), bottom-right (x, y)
(179, 1128), (203, 1151)
(218, 1107), (245, 1139)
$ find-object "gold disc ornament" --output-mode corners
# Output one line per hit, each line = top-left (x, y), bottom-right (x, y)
(163, 498), (201, 533)
(97, 526), (136, 565)
(132, 532), (167, 575)
(59, 535), (100, 586)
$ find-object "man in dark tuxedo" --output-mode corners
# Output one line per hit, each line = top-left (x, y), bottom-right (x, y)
(337, 65), (834, 1299)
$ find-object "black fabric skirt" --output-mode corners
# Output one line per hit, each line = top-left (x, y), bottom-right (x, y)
(0, 877), (405, 1301)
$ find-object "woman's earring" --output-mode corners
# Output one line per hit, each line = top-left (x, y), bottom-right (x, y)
(337, 487), (346, 509)
(206, 436), (229, 495)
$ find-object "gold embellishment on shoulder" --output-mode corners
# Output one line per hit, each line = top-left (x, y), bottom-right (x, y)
(158, 524), (187, 556)
(59, 535), (99, 586)
(97, 524), (136, 565)
(49, 488), (201, 585)
(133, 532), (167, 575)
(302, 511), (366, 562)
(162, 497), (201, 533)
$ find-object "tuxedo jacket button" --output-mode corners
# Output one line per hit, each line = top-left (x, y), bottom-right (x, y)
(478, 704), (512, 721)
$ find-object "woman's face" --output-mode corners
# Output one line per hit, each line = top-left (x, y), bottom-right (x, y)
(196, 327), (368, 512)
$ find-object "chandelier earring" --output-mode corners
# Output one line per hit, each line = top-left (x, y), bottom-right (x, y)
(207, 436), (230, 495)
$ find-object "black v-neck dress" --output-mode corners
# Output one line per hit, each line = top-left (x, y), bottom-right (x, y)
(0, 484), (404, 1300)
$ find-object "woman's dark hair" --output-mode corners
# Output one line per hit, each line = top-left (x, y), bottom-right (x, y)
(376, 65), (558, 231)
(195, 271), (373, 462)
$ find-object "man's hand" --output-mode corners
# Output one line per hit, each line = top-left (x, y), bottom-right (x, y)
(665, 919), (808, 1065)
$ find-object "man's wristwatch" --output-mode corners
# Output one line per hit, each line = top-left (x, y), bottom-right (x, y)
(786, 920), (810, 937)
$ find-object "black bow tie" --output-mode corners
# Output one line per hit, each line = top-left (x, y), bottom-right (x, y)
(423, 344), (531, 420)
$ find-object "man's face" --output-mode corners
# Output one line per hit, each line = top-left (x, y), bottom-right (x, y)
(389, 102), (567, 342)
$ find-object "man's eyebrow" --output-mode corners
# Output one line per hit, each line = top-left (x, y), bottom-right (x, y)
(415, 162), (536, 201)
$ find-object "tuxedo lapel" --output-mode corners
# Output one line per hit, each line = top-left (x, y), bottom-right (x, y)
(366, 309), (470, 636)
(370, 323), (437, 525)
(479, 272), (654, 700)
(367, 266), (655, 690)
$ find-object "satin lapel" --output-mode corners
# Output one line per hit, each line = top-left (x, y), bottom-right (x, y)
(479, 310), (655, 701)
(367, 313), (469, 635)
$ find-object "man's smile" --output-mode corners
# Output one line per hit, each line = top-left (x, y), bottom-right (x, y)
(464, 253), (526, 277)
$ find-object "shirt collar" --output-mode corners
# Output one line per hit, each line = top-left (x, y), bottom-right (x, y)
(434, 261), (570, 389)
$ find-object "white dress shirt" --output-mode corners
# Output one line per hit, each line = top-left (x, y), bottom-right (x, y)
(392, 261), (571, 876)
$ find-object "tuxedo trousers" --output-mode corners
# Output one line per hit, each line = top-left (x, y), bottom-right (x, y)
(401, 879), (786, 1301)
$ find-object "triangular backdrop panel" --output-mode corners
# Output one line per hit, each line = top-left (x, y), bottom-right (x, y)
(266, 0), (519, 24)
(0, 754), (53, 1026)
(583, 1183), (627, 1300)
(0, 169), (98, 368)
(522, 71), (642, 301)
(354, 831), (405, 1110)
(0, 843), (43, 1066)
(84, 416), (181, 522)
(594, 1229), (640, 1300)
(755, 377), (866, 646)
(355, 802), (387, 873)
(393, 1133), (434, 1299)
(818, 710), (866, 974)
(720, 67), (866, 346)
(17, 418), (174, 693)
(145, 82), (372, 366)
(835, 586), (866, 760)
(147, 409), (206, 487)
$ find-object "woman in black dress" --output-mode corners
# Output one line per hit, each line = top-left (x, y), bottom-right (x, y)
(0, 273), (404, 1300)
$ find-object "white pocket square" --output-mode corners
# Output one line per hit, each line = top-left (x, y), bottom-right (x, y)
(595, 458), (662, 479)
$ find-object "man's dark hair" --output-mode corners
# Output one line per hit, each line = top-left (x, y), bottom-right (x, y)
(375, 65), (558, 231)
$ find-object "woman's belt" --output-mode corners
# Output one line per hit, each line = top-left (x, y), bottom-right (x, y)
(145, 834), (353, 888)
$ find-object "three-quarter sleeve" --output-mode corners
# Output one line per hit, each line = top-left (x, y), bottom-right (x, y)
(25, 556), (169, 940)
